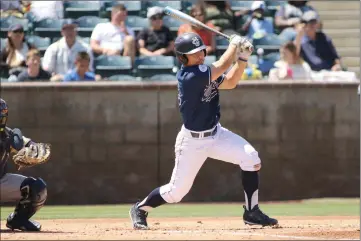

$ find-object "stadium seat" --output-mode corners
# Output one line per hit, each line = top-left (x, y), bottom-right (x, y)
(265, 1), (286, 17)
(107, 74), (138, 81)
(76, 16), (109, 37)
(94, 55), (132, 77)
(135, 56), (175, 78)
(0, 38), (7, 50)
(163, 16), (182, 38)
(229, 1), (253, 11)
(215, 37), (229, 57)
(64, 1), (101, 19)
(26, 36), (51, 56)
(249, 52), (280, 75)
(252, 33), (286, 55)
(0, 16), (28, 38)
(146, 1), (182, 11)
(80, 37), (90, 45)
(33, 18), (63, 39)
(204, 55), (216, 66)
(102, 1), (142, 17)
(148, 74), (178, 81)
(125, 16), (149, 34)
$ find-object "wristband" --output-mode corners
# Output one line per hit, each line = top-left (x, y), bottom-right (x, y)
(238, 57), (248, 62)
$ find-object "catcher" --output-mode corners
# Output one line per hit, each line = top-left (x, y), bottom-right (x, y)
(0, 98), (51, 231)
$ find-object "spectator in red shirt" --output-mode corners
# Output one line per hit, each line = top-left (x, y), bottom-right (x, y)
(178, 4), (216, 55)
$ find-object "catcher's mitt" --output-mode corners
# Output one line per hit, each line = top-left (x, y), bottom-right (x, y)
(12, 143), (51, 170)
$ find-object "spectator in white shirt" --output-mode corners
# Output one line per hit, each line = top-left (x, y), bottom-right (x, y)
(42, 19), (94, 82)
(29, 1), (64, 21)
(90, 3), (135, 63)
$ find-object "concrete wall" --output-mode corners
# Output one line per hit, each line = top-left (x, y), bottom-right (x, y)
(1, 81), (359, 204)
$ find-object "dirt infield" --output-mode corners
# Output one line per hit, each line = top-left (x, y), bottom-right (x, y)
(1, 216), (359, 240)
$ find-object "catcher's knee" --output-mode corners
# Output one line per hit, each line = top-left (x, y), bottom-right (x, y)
(20, 177), (47, 208)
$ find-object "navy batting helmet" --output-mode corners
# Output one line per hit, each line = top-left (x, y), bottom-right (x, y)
(0, 99), (8, 132)
(174, 32), (207, 64)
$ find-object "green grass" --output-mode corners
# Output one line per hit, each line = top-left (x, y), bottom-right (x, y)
(1, 198), (359, 220)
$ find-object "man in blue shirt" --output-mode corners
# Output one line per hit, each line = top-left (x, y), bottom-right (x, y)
(129, 32), (278, 230)
(63, 52), (96, 82)
(295, 11), (342, 71)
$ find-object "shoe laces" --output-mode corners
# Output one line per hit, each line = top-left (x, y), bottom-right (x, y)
(136, 208), (148, 223)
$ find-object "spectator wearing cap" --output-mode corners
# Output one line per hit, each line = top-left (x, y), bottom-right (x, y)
(42, 19), (94, 82)
(294, 11), (342, 72)
(137, 6), (174, 56)
(0, 24), (35, 78)
(17, 49), (51, 82)
(275, 1), (318, 41)
(178, 4), (215, 55)
(29, 1), (63, 21)
(90, 4), (135, 63)
(241, 1), (274, 39)
(63, 51), (100, 82)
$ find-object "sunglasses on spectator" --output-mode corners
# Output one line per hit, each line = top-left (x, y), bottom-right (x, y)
(13, 30), (24, 34)
(151, 14), (163, 20)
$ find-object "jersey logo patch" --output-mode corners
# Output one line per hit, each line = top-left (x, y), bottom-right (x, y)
(198, 65), (207, 72)
(202, 81), (218, 102)
(192, 37), (200, 47)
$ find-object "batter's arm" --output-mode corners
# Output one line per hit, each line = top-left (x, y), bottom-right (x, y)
(210, 44), (238, 81)
(219, 60), (247, 89)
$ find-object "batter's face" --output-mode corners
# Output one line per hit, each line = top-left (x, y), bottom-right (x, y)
(185, 50), (205, 66)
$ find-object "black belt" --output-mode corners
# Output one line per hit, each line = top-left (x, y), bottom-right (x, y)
(190, 126), (217, 138)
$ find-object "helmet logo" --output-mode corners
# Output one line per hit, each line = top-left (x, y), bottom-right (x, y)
(192, 37), (200, 47)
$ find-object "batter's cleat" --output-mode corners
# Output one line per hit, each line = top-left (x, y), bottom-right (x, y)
(129, 202), (149, 230)
(243, 205), (278, 227)
(6, 213), (41, 231)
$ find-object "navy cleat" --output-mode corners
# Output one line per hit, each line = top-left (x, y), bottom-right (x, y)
(129, 202), (149, 230)
(6, 212), (41, 232)
(243, 205), (278, 227)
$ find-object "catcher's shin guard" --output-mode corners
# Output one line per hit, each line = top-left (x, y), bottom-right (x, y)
(13, 177), (47, 220)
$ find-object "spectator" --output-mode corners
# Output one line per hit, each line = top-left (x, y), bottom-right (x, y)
(178, 4), (215, 55)
(63, 51), (99, 82)
(241, 1), (274, 39)
(275, 1), (318, 41)
(0, 24), (34, 78)
(29, 1), (64, 21)
(268, 41), (312, 81)
(17, 49), (51, 82)
(203, 1), (235, 34)
(90, 4), (135, 62)
(0, 0), (25, 18)
(42, 19), (94, 82)
(294, 11), (342, 72)
(137, 7), (174, 57)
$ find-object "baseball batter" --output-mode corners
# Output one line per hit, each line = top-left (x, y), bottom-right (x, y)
(130, 33), (278, 229)
(0, 98), (51, 231)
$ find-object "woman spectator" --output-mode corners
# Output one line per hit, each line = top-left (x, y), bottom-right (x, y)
(268, 41), (312, 81)
(0, 24), (35, 78)
(178, 4), (216, 55)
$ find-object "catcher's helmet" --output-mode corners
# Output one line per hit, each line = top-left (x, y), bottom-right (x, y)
(0, 99), (8, 132)
(174, 32), (207, 64)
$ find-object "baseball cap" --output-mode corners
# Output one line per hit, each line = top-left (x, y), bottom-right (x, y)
(9, 24), (24, 32)
(301, 11), (318, 23)
(147, 6), (164, 19)
(62, 19), (78, 29)
(251, 1), (266, 11)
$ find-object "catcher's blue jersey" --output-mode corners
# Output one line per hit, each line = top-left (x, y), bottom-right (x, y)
(176, 64), (225, 131)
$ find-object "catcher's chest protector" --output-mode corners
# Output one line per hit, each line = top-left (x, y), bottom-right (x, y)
(0, 132), (10, 178)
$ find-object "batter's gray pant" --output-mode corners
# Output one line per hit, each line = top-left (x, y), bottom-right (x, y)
(0, 173), (26, 203)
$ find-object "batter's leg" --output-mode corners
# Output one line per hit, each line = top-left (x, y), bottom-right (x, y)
(208, 125), (278, 227)
(130, 131), (210, 230)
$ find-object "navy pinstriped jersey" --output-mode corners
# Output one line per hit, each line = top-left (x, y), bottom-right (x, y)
(176, 64), (225, 132)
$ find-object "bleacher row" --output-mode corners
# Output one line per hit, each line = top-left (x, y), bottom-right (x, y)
(0, 1), (287, 81)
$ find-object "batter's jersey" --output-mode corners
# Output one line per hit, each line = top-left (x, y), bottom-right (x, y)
(176, 64), (225, 131)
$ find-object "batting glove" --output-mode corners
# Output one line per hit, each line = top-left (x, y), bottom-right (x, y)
(230, 34), (244, 47)
(238, 39), (253, 62)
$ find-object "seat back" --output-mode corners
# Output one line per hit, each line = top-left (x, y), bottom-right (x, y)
(95, 55), (132, 77)
(76, 16), (109, 37)
(135, 56), (175, 78)
(0, 17), (29, 38)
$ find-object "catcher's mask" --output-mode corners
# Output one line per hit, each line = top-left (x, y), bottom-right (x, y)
(174, 32), (207, 65)
(0, 99), (8, 132)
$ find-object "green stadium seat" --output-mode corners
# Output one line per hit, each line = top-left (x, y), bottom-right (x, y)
(148, 74), (178, 81)
(253, 33), (286, 54)
(249, 52), (280, 75)
(125, 16), (149, 35)
(64, 1), (101, 19)
(107, 74), (138, 81)
(230, 1), (253, 11)
(215, 37), (229, 57)
(204, 55), (216, 66)
(135, 56), (175, 78)
(163, 16), (182, 38)
(76, 16), (109, 38)
(146, 1), (182, 11)
(0, 16), (29, 38)
(26, 35), (51, 56)
(33, 18), (63, 39)
(102, 1), (142, 18)
(95, 55), (132, 77)
(265, 1), (286, 17)
(0, 38), (7, 50)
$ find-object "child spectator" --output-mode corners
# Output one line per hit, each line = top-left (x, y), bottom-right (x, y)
(137, 7), (174, 56)
(63, 51), (100, 82)
(178, 4), (215, 55)
(17, 49), (51, 82)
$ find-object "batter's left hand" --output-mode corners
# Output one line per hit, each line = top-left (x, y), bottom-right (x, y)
(238, 39), (253, 61)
